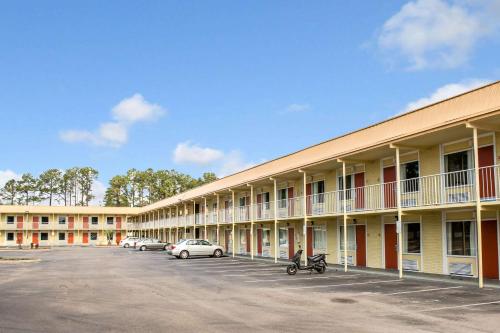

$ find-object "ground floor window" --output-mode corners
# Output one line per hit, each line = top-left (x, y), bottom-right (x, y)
(6, 232), (14, 241)
(339, 225), (356, 251)
(106, 232), (113, 241)
(279, 228), (288, 246)
(90, 232), (98, 241)
(313, 225), (327, 250)
(40, 233), (48, 241)
(58, 232), (65, 241)
(262, 229), (271, 247)
(403, 222), (421, 253)
(446, 221), (476, 256)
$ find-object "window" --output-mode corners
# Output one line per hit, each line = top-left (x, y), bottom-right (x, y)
(91, 216), (99, 225)
(6, 232), (14, 241)
(41, 216), (49, 224)
(6, 216), (14, 224)
(401, 161), (419, 193)
(278, 188), (288, 208)
(312, 180), (325, 204)
(403, 223), (421, 253)
(447, 221), (476, 256)
(338, 175), (353, 199)
(58, 216), (66, 225)
(313, 225), (327, 250)
(106, 216), (114, 225)
(58, 232), (65, 241)
(40, 233), (48, 241)
(339, 225), (356, 251)
(90, 232), (98, 241)
(279, 228), (288, 246)
(444, 150), (472, 186)
(262, 192), (270, 209)
(187, 240), (198, 245)
(200, 240), (210, 246)
(262, 229), (271, 247)
(106, 232), (113, 241)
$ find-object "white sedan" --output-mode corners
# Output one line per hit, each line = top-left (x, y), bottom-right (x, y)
(119, 237), (140, 248)
(168, 239), (224, 259)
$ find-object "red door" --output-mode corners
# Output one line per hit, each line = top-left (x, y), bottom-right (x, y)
(16, 232), (23, 244)
(256, 194), (262, 219)
(246, 229), (251, 253)
(288, 187), (295, 216)
(356, 225), (366, 267)
(384, 224), (398, 269)
(482, 220), (499, 279)
(354, 173), (365, 210)
(32, 216), (39, 230)
(116, 232), (122, 245)
(68, 216), (74, 229)
(383, 166), (396, 208)
(82, 232), (89, 244)
(257, 229), (263, 255)
(306, 183), (312, 215)
(16, 216), (23, 229)
(307, 226), (313, 256)
(32, 233), (39, 244)
(288, 228), (295, 259)
(83, 216), (89, 229)
(68, 233), (74, 244)
(116, 217), (122, 229)
(479, 145), (496, 199)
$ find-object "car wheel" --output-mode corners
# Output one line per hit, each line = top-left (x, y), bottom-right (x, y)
(213, 249), (223, 258)
(179, 250), (189, 259)
(140, 245), (146, 251)
(124, 243), (129, 248)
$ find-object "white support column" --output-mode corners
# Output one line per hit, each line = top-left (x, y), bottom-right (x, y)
(395, 147), (404, 279)
(300, 170), (307, 266)
(231, 190), (236, 258)
(342, 161), (348, 272)
(472, 126), (484, 288)
(204, 197), (207, 240)
(216, 194), (220, 244)
(248, 184), (254, 260)
(184, 203), (187, 237)
(272, 178), (278, 263)
(192, 200), (196, 239)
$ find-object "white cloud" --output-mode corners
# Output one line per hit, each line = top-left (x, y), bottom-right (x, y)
(403, 78), (491, 112)
(377, 0), (498, 70)
(112, 93), (165, 123)
(0, 169), (21, 188)
(89, 180), (106, 206)
(173, 142), (224, 166)
(218, 151), (257, 177)
(60, 94), (165, 148)
(283, 103), (311, 114)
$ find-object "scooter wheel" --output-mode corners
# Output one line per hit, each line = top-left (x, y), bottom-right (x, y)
(287, 265), (298, 275)
(315, 265), (326, 274)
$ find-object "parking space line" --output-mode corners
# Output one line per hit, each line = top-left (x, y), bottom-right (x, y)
(283, 279), (403, 290)
(381, 286), (463, 296)
(223, 273), (282, 277)
(243, 274), (360, 283)
(418, 300), (500, 312)
(205, 268), (283, 273)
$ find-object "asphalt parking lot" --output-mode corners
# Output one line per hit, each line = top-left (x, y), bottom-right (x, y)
(0, 247), (499, 333)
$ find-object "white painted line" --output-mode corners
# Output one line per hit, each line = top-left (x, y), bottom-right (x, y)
(244, 274), (360, 283)
(283, 279), (403, 290)
(187, 264), (272, 269)
(382, 286), (463, 296)
(224, 273), (281, 277)
(418, 300), (500, 312)
(205, 268), (282, 273)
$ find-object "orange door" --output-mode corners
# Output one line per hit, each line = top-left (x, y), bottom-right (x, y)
(32, 216), (39, 230)
(68, 233), (74, 244)
(116, 216), (122, 229)
(482, 220), (499, 279)
(384, 224), (398, 269)
(16, 216), (23, 229)
(356, 225), (366, 267)
(355, 173), (365, 210)
(16, 232), (23, 244)
(257, 229), (262, 255)
(246, 229), (251, 253)
(288, 187), (295, 216)
(83, 216), (89, 229)
(82, 232), (89, 244)
(116, 232), (122, 245)
(307, 226), (313, 256)
(479, 145), (496, 199)
(288, 228), (295, 259)
(383, 166), (396, 208)
(68, 216), (74, 229)
(32, 233), (39, 244)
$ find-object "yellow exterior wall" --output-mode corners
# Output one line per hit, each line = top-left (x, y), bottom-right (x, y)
(421, 213), (443, 274)
(366, 216), (382, 268)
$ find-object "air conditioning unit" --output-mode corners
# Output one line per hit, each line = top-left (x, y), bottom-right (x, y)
(449, 262), (472, 276)
(447, 192), (470, 203)
(403, 259), (419, 271)
(340, 255), (353, 265)
(401, 198), (417, 207)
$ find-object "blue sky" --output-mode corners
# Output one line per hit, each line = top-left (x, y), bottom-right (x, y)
(1, 0), (499, 201)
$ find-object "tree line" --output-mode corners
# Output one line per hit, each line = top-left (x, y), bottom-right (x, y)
(104, 169), (217, 207)
(0, 167), (217, 207)
(1, 167), (98, 206)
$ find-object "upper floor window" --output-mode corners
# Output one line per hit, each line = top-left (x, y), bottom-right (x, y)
(444, 150), (472, 186)
(58, 216), (66, 224)
(401, 161), (420, 193)
(311, 180), (325, 204)
(91, 216), (99, 225)
(41, 216), (49, 224)
(106, 216), (114, 225)
(338, 175), (353, 200)
(6, 216), (15, 224)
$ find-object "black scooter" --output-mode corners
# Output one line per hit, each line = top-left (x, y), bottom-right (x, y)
(286, 248), (327, 275)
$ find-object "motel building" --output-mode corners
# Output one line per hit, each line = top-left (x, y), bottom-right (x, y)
(2, 81), (500, 288)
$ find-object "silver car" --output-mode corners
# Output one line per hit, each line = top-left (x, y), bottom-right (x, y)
(136, 238), (171, 251)
(169, 239), (224, 259)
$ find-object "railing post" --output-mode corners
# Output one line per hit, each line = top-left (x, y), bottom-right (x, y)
(204, 197), (207, 240)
